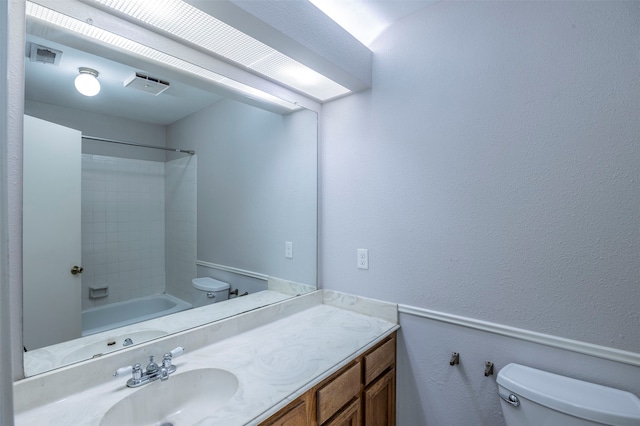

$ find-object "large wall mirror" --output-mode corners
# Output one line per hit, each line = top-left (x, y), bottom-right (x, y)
(22, 2), (317, 377)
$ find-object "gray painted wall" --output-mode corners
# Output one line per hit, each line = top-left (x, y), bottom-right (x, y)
(321, 2), (640, 424)
(397, 313), (640, 425)
(167, 98), (317, 285)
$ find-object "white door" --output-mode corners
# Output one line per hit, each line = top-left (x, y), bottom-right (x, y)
(23, 115), (82, 350)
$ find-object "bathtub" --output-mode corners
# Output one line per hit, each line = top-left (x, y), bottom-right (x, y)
(82, 294), (192, 336)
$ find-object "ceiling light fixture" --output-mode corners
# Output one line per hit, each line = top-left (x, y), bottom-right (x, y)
(25, 2), (299, 111)
(88, 0), (351, 101)
(74, 67), (101, 96)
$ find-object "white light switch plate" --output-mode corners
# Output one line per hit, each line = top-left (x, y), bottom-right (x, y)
(285, 242), (293, 259)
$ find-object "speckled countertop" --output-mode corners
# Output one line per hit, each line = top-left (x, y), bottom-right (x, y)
(14, 290), (398, 426)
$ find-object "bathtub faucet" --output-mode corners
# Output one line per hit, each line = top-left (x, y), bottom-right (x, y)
(113, 347), (185, 388)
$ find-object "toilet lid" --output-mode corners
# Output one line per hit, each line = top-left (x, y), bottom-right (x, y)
(192, 277), (229, 291)
(497, 363), (640, 426)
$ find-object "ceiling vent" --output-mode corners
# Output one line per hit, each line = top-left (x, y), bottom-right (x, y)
(29, 43), (62, 65)
(123, 72), (170, 96)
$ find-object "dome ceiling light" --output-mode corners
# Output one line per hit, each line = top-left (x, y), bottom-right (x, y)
(74, 67), (101, 96)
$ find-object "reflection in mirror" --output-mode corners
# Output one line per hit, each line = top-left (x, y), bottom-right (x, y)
(23, 14), (317, 377)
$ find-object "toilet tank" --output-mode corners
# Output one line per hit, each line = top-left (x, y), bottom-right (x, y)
(497, 363), (640, 426)
(191, 277), (230, 307)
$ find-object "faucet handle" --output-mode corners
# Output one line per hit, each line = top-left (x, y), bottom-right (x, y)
(132, 363), (142, 380)
(161, 347), (185, 374)
(113, 365), (133, 378)
(169, 347), (185, 358)
(113, 363), (142, 379)
(162, 353), (172, 366)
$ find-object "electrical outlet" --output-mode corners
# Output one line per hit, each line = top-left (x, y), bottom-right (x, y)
(285, 242), (293, 259)
(357, 248), (368, 269)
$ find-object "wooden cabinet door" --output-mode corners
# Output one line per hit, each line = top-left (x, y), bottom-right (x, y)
(262, 399), (309, 426)
(324, 399), (361, 426)
(364, 368), (395, 426)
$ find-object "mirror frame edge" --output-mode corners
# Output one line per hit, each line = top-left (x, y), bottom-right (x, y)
(8, 0), (27, 383)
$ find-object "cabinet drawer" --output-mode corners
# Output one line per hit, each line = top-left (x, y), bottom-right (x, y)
(364, 336), (395, 386)
(316, 362), (361, 424)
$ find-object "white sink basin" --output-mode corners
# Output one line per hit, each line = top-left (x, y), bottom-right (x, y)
(100, 368), (239, 426)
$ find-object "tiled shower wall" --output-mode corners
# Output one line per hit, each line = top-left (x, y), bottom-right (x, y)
(81, 155), (166, 310)
(164, 155), (197, 303)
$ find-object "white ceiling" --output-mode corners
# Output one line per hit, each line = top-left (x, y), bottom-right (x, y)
(308, 0), (440, 46)
(25, 34), (224, 126)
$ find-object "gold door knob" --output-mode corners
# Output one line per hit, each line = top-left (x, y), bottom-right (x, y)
(70, 266), (84, 275)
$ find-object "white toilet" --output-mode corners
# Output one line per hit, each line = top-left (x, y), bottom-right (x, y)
(497, 363), (640, 426)
(191, 277), (230, 308)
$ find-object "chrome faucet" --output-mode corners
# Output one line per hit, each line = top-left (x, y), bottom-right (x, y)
(113, 347), (184, 388)
(145, 355), (159, 376)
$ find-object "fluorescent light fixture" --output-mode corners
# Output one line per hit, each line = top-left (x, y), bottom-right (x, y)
(25, 1), (299, 111)
(74, 67), (101, 96)
(308, 0), (388, 46)
(88, 0), (351, 101)
(309, 0), (388, 46)
(309, 0), (438, 47)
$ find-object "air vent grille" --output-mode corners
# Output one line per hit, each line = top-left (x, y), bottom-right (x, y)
(29, 43), (62, 65)
(123, 72), (170, 96)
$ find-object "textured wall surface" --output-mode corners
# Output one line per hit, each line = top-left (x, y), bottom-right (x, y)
(7, 0), (26, 384)
(396, 313), (640, 426)
(322, 0), (639, 352)
(321, 2), (640, 425)
(1, 0), (21, 415)
(0, 1), (10, 420)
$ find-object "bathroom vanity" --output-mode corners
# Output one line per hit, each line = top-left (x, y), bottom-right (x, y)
(261, 332), (396, 426)
(13, 290), (398, 425)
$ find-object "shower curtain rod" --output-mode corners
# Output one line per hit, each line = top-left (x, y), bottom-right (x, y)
(82, 135), (195, 155)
